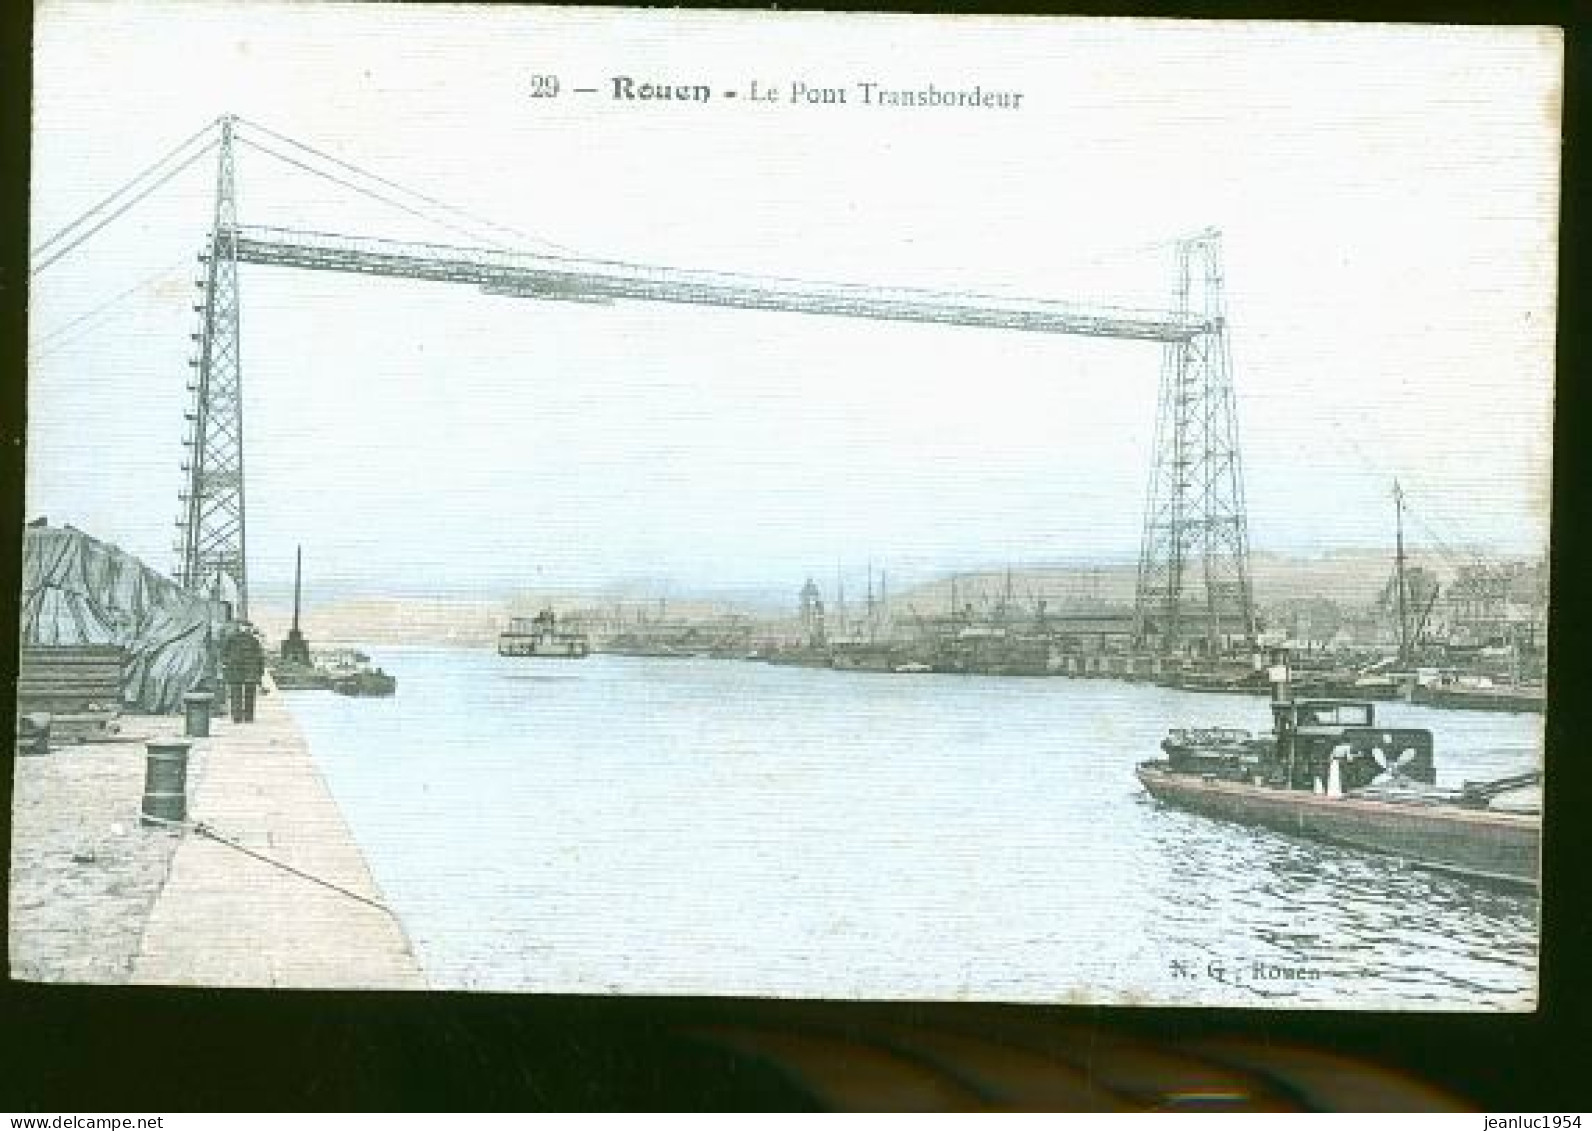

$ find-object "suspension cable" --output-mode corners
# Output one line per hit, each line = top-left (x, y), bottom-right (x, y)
(29, 139), (218, 277)
(30, 256), (194, 360)
(237, 116), (1184, 310)
(31, 119), (219, 258)
(235, 115), (579, 254)
(234, 134), (518, 251)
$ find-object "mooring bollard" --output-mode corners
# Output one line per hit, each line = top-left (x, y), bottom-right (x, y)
(182, 691), (214, 738)
(142, 738), (192, 827)
(15, 712), (51, 758)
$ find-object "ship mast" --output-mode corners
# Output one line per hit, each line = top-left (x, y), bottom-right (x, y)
(866, 560), (875, 641)
(279, 544), (311, 666)
(291, 544), (303, 635)
(1394, 480), (1410, 665)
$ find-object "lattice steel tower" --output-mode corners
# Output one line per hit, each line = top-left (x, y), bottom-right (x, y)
(1133, 229), (1255, 652)
(175, 116), (248, 617)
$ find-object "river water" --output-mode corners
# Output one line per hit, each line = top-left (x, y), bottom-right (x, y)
(285, 648), (1541, 1008)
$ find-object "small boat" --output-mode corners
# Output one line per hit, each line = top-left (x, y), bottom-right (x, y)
(1136, 652), (1541, 889)
(498, 608), (591, 658)
(830, 641), (902, 673)
(272, 645), (393, 696)
(764, 645), (834, 668)
(271, 658), (332, 691)
(315, 649), (396, 697)
(330, 668), (396, 697)
(1412, 679), (1546, 715)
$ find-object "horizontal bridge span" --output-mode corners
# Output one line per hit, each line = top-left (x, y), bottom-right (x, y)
(230, 226), (1207, 342)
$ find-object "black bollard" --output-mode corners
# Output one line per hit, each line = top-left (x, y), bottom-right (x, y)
(182, 691), (213, 738)
(141, 738), (192, 827)
(16, 712), (51, 758)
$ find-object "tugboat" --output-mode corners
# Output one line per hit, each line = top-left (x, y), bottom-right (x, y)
(1136, 649), (1541, 889)
(498, 608), (591, 658)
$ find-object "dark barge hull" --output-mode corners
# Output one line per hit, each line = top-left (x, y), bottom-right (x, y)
(1412, 687), (1546, 714)
(270, 666), (332, 691)
(498, 641), (589, 658)
(1136, 763), (1539, 889)
(330, 672), (396, 697)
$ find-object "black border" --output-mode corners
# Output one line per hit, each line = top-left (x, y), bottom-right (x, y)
(1, 0), (1587, 1111)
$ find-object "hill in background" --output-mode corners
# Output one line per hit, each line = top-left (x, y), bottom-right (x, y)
(243, 546), (1510, 647)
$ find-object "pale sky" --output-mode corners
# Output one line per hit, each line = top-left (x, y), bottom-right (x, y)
(27, 3), (1561, 603)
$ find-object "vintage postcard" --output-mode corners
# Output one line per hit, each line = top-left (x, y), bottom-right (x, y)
(15, 3), (1558, 1008)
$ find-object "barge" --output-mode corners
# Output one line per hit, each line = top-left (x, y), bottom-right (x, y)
(1137, 653), (1541, 888)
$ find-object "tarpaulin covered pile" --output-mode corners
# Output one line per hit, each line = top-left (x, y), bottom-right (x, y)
(19, 523), (228, 713)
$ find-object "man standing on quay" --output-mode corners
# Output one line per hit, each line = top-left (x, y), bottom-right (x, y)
(221, 621), (266, 723)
